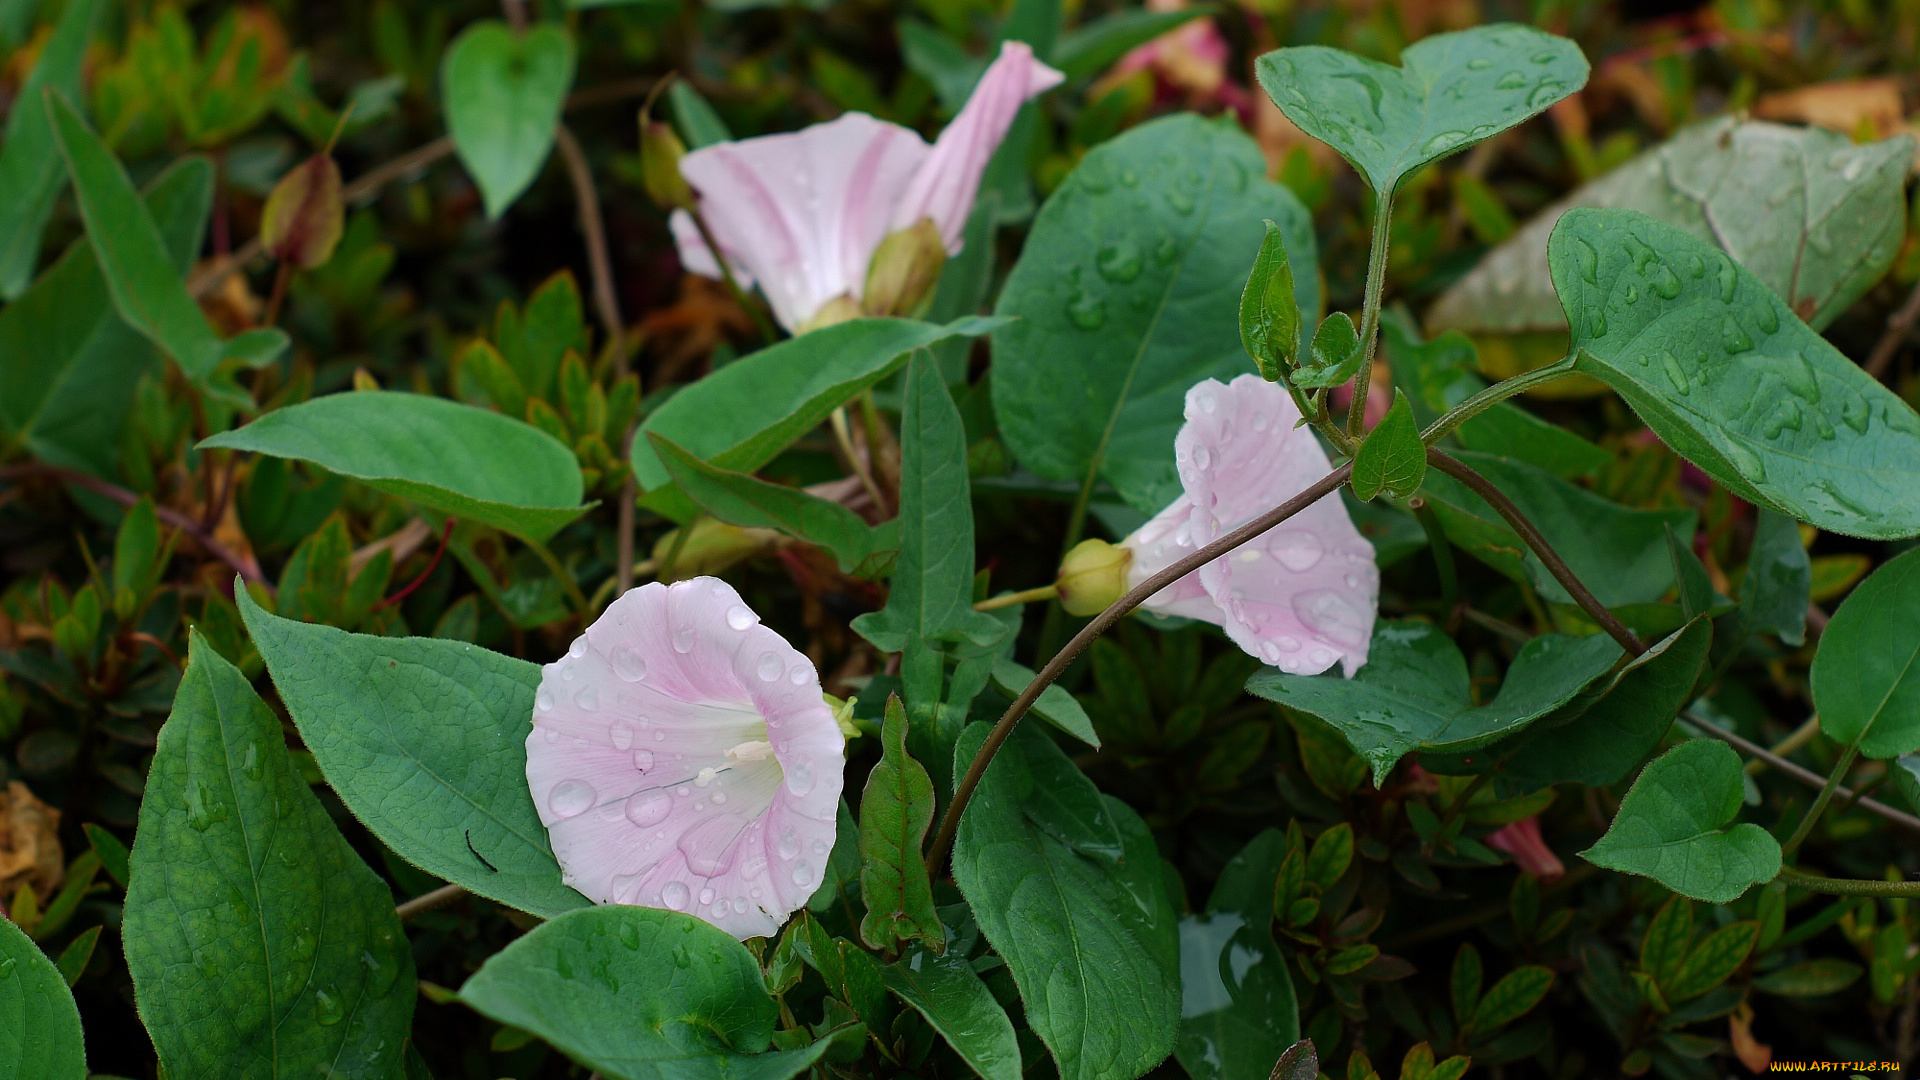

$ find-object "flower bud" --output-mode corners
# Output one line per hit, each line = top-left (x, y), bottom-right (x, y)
(260, 154), (345, 269)
(650, 519), (782, 582)
(1056, 538), (1133, 616)
(862, 218), (946, 318)
(797, 295), (863, 335)
(640, 118), (696, 212)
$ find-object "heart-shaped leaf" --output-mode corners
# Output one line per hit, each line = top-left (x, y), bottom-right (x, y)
(201, 391), (589, 543)
(1551, 207), (1920, 540)
(1429, 117), (1913, 336)
(1582, 738), (1781, 904)
(1350, 390), (1424, 501)
(442, 20), (576, 219)
(1248, 620), (1622, 783)
(1255, 25), (1587, 197)
(1811, 546), (1920, 759)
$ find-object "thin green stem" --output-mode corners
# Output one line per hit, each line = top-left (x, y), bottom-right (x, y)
(923, 461), (1354, 876)
(974, 584), (1060, 612)
(689, 207), (778, 345)
(1777, 866), (1920, 898)
(527, 537), (591, 618)
(1783, 743), (1860, 858)
(1346, 190), (1394, 437)
(1419, 355), (1578, 446)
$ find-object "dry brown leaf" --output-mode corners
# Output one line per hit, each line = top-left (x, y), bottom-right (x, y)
(1755, 77), (1904, 139)
(0, 781), (64, 915)
(1729, 1002), (1771, 1074)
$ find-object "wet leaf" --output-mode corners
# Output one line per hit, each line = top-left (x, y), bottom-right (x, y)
(858, 696), (943, 952)
(1350, 390), (1424, 501)
(881, 940), (1022, 1080)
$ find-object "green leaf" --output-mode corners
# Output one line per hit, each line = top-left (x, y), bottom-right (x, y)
(1640, 894), (1693, 990)
(667, 80), (732, 148)
(0, 912), (87, 1079)
(853, 353), (1008, 654)
(1467, 966), (1553, 1033)
(1292, 312), (1360, 391)
(1741, 510), (1810, 647)
(1484, 617), (1709, 788)
(1255, 25), (1586, 197)
(1751, 958), (1862, 998)
(858, 696), (944, 952)
(992, 113), (1320, 513)
(82, 822), (129, 890)
(1893, 755), (1920, 818)
(0, 0), (97, 299)
(1550, 207), (1920, 540)
(459, 906), (830, 1080)
(651, 432), (883, 575)
(1174, 831), (1299, 1080)
(1248, 620), (1621, 783)
(46, 93), (285, 381)
(0, 157), (208, 476)
(54, 925), (101, 988)
(1581, 738), (1781, 904)
(880, 941), (1023, 1080)
(1811, 547), (1920, 758)
(201, 391), (588, 543)
(1430, 118), (1913, 336)
(1451, 943), (1482, 1024)
(990, 657), (1100, 748)
(952, 721), (1181, 1080)
(238, 591), (590, 919)
(632, 316), (1000, 514)
(1240, 218), (1301, 383)
(122, 635), (414, 1078)
(441, 20), (576, 218)
(1664, 921), (1758, 1003)
(1419, 450), (1694, 608)
(1050, 7), (1210, 81)
(1351, 391), (1425, 501)
(1382, 317), (1609, 479)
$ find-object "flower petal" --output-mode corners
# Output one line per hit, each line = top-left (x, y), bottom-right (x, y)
(680, 113), (929, 332)
(1159, 375), (1379, 676)
(890, 41), (1065, 251)
(1120, 494), (1224, 621)
(526, 577), (845, 939)
(1486, 817), (1565, 881)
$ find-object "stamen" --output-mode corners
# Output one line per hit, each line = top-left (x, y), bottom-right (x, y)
(725, 739), (776, 764)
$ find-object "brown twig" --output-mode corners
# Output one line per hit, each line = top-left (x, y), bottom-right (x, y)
(394, 882), (468, 919)
(1687, 715), (1920, 834)
(923, 462), (1354, 875)
(371, 518), (454, 612)
(1864, 276), (1920, 380)
(551, 122), (637, 603)
(1425, 448), (1646, 657)
(0, 464), (271, 593)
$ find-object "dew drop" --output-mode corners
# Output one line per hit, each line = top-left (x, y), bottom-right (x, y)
(1657, 350), (1691, 395)
(673, 627), (696, 653)
(711, 791), (727, 805)
(726, 605), (757, 631)
(757, 653), (783, 682)
(1097, 239), (1143, 283)
(314, 987), (345, 1026)
(1067, 290), (1107, 330)
(1424, 131), (1465, 154)
(787, 762), (817, 797)
(788, 666), (810, 687)
(1192, 445), (1212, 469)
(1527, 80), (1566, 108)
(1649, 263), (1681, 300)
(1716, 257), (1738, 302)
(1466, 57), (1492, 70)
(778, 830), (801, 859)
(1495, 71), (1527, 89)
(549, 779), (596, 819)
(625, 790), (671, 832)
(1572, 239), (1598, 284)
(535, 687), (555, 712)
(1723, 440), (1767, 484)
(1622, 283), (1639, 305)
(633, 749), (654, 772)
(612, 647), (648, 682)
(699, 887), (716, 905)
(1532, 50), (1559, 63)
(793, 864), (814, 887)
(1292, 589), (1370, 648)
(568, 636), (588, 658)
(1268, 529), (1325, 572)
(1756, 303), (1780, 335)
(662, 881), (690, 910)
(712, 898), (730, 916)
(610, 722), (634, 750)
(575, 686), (599, 712)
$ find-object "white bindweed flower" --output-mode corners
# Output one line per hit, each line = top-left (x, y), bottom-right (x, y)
(526, 577), (845, 940)
(669, 41), (1063, 333)
(1061, 375), (1380, 676)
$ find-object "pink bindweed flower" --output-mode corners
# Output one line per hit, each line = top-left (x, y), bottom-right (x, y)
(1060, 375), (1378, 676)
(669, 41), (1063, 333)
(525, 577), (845, 940)
(1486, 817), (1564, 881)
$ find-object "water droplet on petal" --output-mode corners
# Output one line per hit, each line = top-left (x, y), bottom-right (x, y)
(549, 780), (596, 819)
(1192, 446), (1212, 469)
(698, 887), (716, 905)
(1292, 589), (1370, 648)
(575, 686), (599, 711)
(726, 605), (756, 631)
(778, 830), (801, 858)
(787, 762), (816, 796)
(662, 881), (690, 910)
(568, 636), (588, 658)
(712, 898), (730, 915)
(535, 687), (555, 712)
(793, 864), (814, 887)
(788, 666), (810, 687)
(610, 722), (634, 750)
(673, 627), (696, 653)
(633, 749), (654, 772)
(626, 790), (670, 826)
(612, 647), (647, 681)
(1269, 529), (1325, 572)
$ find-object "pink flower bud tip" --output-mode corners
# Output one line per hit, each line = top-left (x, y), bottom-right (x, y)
(1486, 816), (1564, 881)
(526, 577), (845, 940)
